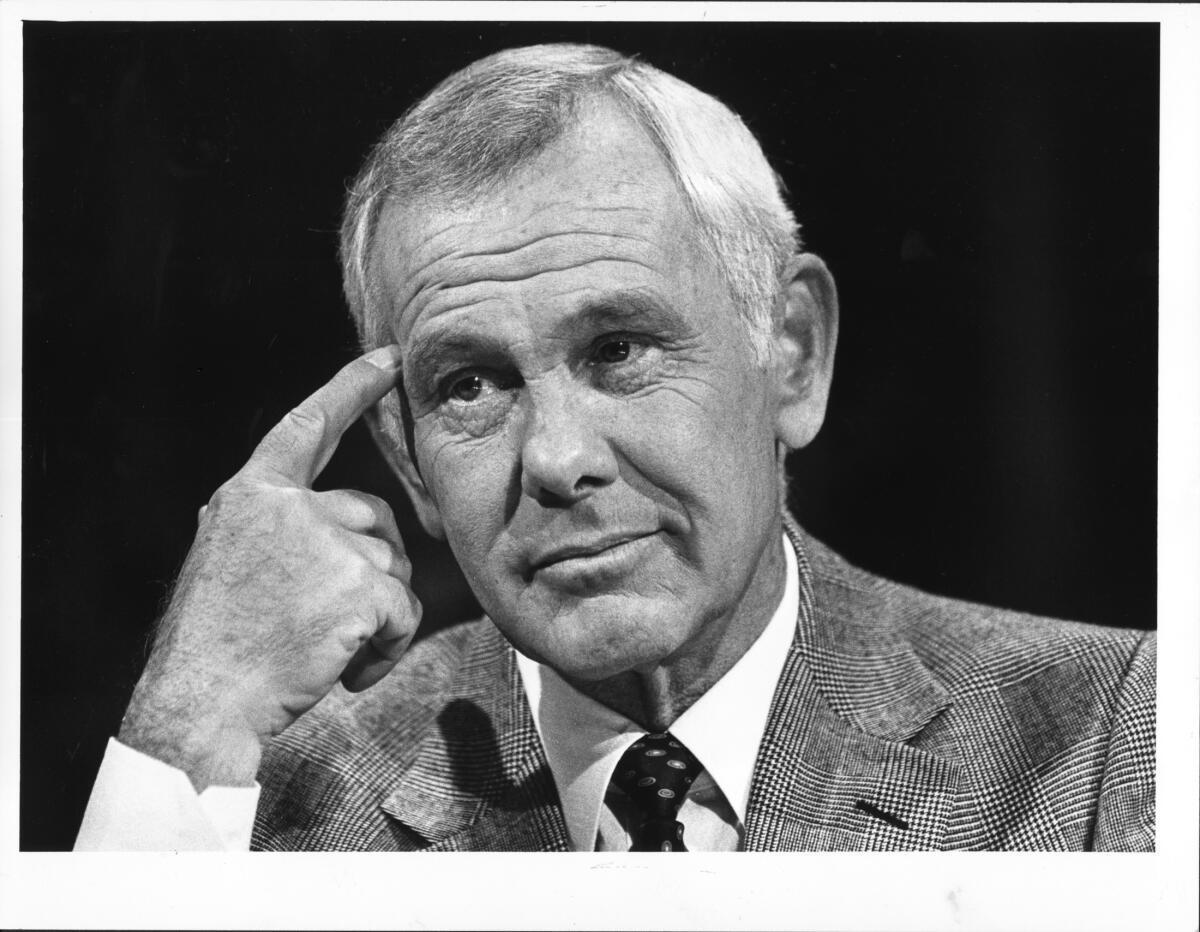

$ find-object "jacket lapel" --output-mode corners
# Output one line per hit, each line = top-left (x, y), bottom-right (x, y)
(380, 625), (571, 851)
(743, 519), (961, 851)
(378, 516), (961, 851)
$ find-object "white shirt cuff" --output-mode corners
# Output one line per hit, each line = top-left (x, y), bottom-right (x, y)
(74, 737), (260, 851)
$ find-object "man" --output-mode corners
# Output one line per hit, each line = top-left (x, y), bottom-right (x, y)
(76, 43), (1154, 852)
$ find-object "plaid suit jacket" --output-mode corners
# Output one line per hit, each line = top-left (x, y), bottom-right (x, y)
(252, 519), (1155, 851)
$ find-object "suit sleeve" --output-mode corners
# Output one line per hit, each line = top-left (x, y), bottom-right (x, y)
(1092, 630), (1156, 851)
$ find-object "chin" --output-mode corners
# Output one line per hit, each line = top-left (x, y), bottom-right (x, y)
(525, 606), (691, 682)
(546, 653), (656, 683)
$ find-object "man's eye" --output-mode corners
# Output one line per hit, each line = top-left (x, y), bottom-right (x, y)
(436, 368), (521, 412)
(448, 374), (487, 403)
(595, 339), (632, 364)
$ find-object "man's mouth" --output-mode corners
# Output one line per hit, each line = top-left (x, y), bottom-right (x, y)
(527, 531), (658, 582)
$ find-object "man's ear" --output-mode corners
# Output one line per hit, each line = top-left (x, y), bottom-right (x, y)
(364, 393), (446, 541)
(773, 253), (839, 450)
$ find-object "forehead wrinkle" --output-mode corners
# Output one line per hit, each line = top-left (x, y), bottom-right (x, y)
(442, 227), (656, 264)
(493, 196), (658, 220)
(415, 223), (667, 283)
(401, 254), (663, 341)
(403, 196), (658, 258)
(374, 125), (706, 354)
(405, 284), (683, 380)
(392, 193), (665, 279)
(395, 250), (668, 344)
(401, 294), (517, 362)
(442, 254), (664, 291)
(387, 226), (670, 336)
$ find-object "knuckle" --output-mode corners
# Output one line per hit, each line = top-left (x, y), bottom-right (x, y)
(277, 484), (313, 509)
(328, 489), (400, 537)
(349, 490), (391, 521)
(364, 536), (392, 565)
(206, 481), (244, 515)
(212, 470), (266, 500)
(359, 492), (390, 515)
(387, 579), (421, 624)
(407, 590), (424, 623)
(345, 549), (379, 587)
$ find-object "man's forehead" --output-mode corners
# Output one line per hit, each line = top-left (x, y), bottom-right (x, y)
(369, 98), (704, 341)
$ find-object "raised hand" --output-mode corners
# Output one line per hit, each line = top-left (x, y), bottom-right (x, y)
(118, 345), (421, 791)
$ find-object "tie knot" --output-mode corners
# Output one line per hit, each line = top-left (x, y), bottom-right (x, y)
(612, 732), (703, 826)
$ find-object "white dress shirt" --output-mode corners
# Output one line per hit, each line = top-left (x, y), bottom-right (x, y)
(74, 535), (797, 852)
(516, 534), (798, 851)
(75, 737), (260, 851)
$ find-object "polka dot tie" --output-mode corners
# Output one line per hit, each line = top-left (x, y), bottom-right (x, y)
(611, 732), (704, 852)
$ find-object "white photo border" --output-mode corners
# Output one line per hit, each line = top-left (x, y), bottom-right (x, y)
(1, 3), (1196, 930)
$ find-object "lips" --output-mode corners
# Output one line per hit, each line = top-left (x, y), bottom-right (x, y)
(528, 531), (656, 574)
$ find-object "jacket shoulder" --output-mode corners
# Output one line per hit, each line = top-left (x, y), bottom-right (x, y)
(804, 535), (1151, 695)
(801, 535), (1154, 849)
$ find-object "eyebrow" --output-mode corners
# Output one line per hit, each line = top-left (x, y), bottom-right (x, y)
(403, 288), (685, 386)
(406, 331), (487, 375)
(573, 289), (685, 331)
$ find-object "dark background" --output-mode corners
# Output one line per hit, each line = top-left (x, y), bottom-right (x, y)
(22, 21), (1158, 850)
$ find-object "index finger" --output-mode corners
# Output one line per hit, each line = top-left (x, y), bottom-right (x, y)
(248, 344), (403, 486)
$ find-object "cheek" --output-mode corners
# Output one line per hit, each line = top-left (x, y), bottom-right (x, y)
(620, 367), (775, 497)
(417, 431), (514, 555)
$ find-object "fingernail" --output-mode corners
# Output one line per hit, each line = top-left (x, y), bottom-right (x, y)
(364, 344), (402, 370)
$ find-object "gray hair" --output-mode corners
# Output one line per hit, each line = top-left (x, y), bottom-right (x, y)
(340, 43), (803, 366)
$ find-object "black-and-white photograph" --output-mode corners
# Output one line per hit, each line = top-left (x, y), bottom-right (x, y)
(4, 4), (1197, 930)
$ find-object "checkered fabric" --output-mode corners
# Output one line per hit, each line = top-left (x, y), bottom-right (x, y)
(252, 515), (1155, 852)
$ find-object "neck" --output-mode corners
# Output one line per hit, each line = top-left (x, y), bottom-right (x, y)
(564, 525), (788, 731)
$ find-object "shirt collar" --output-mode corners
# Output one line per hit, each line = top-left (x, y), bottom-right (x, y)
(514, 533), (799, 851)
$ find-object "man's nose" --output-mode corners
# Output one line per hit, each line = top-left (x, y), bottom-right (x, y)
(519, 384), (618, 506)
